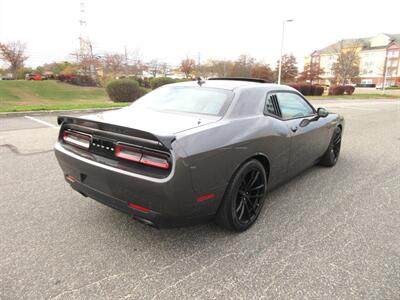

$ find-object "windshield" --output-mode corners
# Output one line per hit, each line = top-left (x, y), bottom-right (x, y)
(130, 86), (233, 116)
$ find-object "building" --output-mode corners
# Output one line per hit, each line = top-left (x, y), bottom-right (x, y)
(307, 33), (400, 86)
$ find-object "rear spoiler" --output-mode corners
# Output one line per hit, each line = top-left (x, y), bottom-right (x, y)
(57, 116), (176, 150)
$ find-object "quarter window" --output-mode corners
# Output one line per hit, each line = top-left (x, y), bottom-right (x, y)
(276, 92), (314, 120)
(265, 95), (278, 116)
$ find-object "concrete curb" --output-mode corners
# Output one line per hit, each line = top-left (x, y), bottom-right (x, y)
(0, 107), (121, 118)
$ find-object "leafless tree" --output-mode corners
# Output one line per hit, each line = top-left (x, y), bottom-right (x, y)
(231, 54), (255, 77)
(180, 58), (196, 78)
(0, 41), (28, 78)
(148, 59), (160, 77)
(332, 40), (362, 84)
(103, 53), (125, 78)
(159, 62), (169, 77)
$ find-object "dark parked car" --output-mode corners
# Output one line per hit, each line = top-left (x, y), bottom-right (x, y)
(55, 78), (344, 231)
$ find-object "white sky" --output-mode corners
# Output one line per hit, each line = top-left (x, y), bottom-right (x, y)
(0, 0), (399, 69)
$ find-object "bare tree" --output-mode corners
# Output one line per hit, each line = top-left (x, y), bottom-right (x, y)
(160, 62), (169, 77)
(103, 53), (125, 78)
(231, 54), (255, 77)
(180, 58), (196, 78)
(332, 40), (361, 84)
(0, 41), (28, 78)
(207, 59), (233, 77)
(148, 59), (160, 77)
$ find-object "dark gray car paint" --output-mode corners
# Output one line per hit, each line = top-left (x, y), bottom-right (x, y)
(55, 80), (344, 227)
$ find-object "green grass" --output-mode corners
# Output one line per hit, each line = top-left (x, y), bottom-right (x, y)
(0, 80), (130, 112)
(308, 93), (399, 100)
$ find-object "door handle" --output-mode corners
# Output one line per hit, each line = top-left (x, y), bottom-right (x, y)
(291, 126), (298, 133)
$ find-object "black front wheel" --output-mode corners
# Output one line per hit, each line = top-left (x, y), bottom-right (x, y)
(319, 127), (342, 167)
(216, 159), (267, 231)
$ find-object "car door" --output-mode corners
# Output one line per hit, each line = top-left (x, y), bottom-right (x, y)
(275, 91), (329, 177)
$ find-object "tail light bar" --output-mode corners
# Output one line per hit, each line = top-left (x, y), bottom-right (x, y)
(62, 129), (170, 170)
(63, 130), (91, 150)
(115, 143), (170, 169)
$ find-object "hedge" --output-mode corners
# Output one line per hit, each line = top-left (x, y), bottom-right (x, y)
(106, 79), (146, 102)
(150, 77), (176, 89)
(58, 74), (97, 87)
(288, 83), (324, 96)
(328, 85), (354, 95)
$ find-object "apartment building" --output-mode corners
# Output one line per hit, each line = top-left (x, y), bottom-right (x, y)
(307, 33), (400, 86)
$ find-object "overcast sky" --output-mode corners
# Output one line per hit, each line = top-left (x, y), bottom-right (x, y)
(0, 0), (399, 69)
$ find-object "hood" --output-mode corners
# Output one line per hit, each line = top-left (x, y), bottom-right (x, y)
(83, 107), (220, 136)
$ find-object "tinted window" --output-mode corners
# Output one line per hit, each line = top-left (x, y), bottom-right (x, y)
(130, 86), (233, 116)
(276, 92), (314, 119)
(265, 94), (279, 116)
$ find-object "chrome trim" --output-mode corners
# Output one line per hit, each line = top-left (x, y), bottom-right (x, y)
(54, 142), (175, 183)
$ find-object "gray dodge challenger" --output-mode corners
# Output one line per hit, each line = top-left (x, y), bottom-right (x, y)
(55, 78), (344, 231)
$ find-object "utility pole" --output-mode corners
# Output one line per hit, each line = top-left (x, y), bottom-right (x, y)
(278, 19), (293, 85)
(382, 53), (388, 94)
(78, 0), (96, 78)
(124, 46), (128, 76)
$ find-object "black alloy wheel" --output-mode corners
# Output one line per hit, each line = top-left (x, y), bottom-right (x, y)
(319, 127), (342, 167)
(216, 159), (267, 231)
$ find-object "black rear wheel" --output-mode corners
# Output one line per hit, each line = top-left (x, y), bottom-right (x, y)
(319, 127), (342, 167)
(216, 159), (267, 231)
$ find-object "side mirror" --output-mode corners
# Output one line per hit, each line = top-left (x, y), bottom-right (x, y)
(317, 107), (329, 118)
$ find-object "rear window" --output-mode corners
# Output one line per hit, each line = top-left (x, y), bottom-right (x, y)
(130, 86), (233, 116)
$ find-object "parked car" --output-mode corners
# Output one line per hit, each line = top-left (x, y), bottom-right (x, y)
(55, 78), (344, 231)
(25, 74), (46, 80)
(0, 75), (14, 80)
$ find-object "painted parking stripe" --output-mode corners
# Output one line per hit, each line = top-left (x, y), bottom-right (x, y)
(24, 116), (59, 128)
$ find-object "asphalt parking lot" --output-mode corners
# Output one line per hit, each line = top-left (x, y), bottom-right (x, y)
(1, 99), (399, 299)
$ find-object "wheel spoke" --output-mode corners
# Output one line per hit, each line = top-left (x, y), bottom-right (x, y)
(249, 193), (263, 199)
(244, 199), (254, 215)
(247, 170), (260, 189)
(238, 204), (245, 220)
(250, 184), (264, 191)
(236, 199), (244, 213)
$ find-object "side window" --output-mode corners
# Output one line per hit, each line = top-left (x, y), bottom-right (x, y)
(264, 94), (280, 117)
(276, 92), (314, 120)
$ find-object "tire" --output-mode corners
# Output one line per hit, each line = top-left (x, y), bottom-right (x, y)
(319, 126), (342, 167)
(215, 159), (267, 232)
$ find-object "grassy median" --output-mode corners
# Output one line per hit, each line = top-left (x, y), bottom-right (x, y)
(308, 93), (399, 100)
(0, 80), (130, 112)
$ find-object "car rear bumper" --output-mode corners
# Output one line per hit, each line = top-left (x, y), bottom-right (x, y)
(54, 143), (224, 228)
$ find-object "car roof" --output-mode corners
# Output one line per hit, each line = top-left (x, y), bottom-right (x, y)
(169, 79), (294, 92)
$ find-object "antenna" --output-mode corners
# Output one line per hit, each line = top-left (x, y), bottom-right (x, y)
(197, 77), (205, 86)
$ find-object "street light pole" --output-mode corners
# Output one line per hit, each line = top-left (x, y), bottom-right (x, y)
(278, 19), (293, 85)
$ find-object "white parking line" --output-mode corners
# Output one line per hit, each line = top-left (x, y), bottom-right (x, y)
(24, 116), (59, 129)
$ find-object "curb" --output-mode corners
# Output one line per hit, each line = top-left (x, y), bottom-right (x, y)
(0, 107), (121, 118)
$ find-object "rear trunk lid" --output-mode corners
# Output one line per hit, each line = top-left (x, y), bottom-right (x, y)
(82, 107), (221, 136)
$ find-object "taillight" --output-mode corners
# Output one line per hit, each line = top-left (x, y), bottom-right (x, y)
(140, 153), (170, 169)
(63, 130), (91, 149)
(115, 143), (170, 169)
(115, 144), (141, 162)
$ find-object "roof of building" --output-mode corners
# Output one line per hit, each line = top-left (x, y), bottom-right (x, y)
(317, 33), (400, 54)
